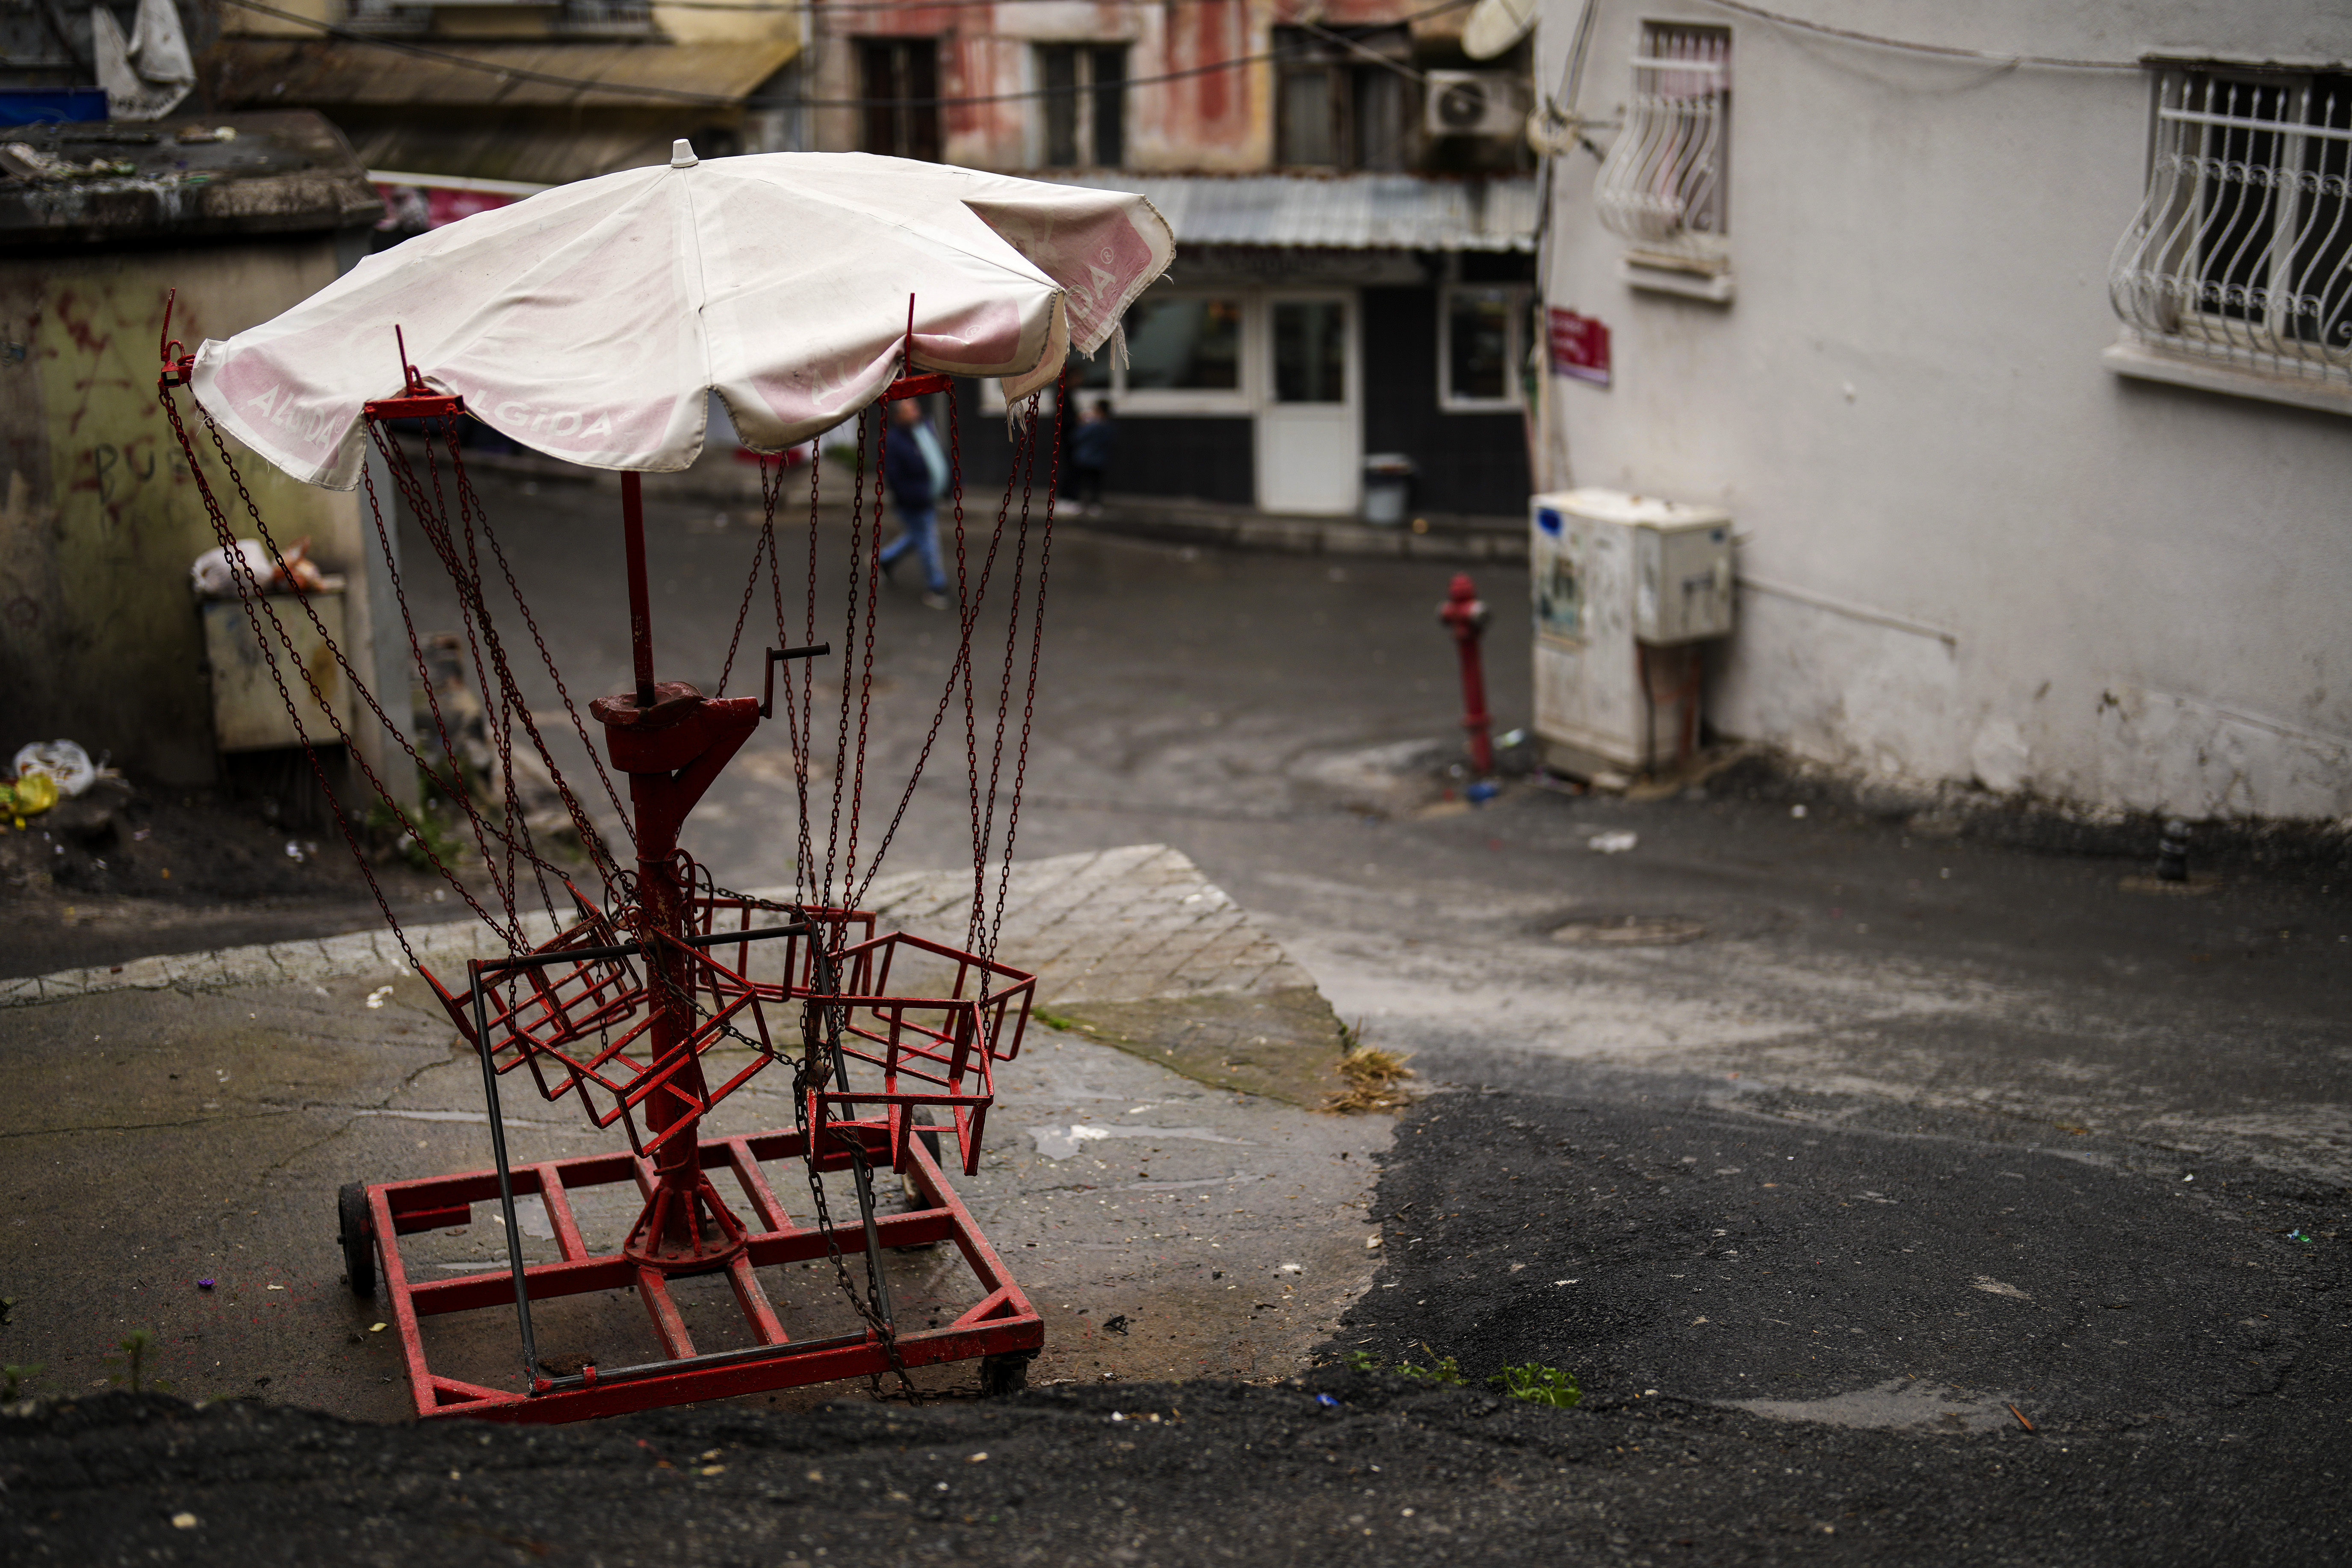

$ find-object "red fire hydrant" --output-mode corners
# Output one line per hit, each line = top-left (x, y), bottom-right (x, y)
(1437, 573), (1494, 776)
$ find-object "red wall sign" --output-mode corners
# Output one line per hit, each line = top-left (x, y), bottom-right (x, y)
(1547, 308), (1611, 387)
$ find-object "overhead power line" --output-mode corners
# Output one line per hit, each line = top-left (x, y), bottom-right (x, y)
(214, 0), (1478, 110)
(1699, 0), (2141, 71)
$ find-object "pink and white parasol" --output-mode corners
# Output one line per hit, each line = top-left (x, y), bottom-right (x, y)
(190, 145), (1173, 489)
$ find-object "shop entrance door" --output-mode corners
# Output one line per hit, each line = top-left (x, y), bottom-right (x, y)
(1256, 292), (1359, 515)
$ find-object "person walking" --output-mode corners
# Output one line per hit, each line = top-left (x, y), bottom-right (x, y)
(1067, 397), (1114, 514)
(879, 396), (951, 608)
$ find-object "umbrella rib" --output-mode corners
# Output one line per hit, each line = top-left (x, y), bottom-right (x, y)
(673, 159), (720, 449)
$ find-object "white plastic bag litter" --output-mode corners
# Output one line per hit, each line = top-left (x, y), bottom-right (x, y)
(190, 538), (329, 598)
(13, 739), (95, 797)
(190, 540), (275, 599)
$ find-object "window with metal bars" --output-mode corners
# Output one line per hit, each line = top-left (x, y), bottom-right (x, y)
(859, 38), (941, 163)
(1594, 23), (1730, 273)
(1036, 44), (1128, 168)
(2109, 68), (2352, 384)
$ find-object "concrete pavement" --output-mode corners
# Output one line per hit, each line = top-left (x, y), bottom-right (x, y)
(0, 843), (1381, 1416)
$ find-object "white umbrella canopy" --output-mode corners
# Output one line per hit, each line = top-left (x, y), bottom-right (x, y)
(191, 145), (1174, 490)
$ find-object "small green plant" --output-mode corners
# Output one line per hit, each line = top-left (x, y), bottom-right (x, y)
(366, 793), (472, 873)
(2, 1363), (44, 1400)
(1033, 1009), (1084, 1034)
(103, 1329), (168, 1394)
(1490, 1363), (1581, 1408)
(1395, 1354), (1463, 1387)
(1334, 1347), (1465, 1385)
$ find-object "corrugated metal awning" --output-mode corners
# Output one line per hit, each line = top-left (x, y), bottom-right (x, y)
(208, 37), (798, 112)
(1040, 172), (1536, 253)
(343, 118), (693, 186)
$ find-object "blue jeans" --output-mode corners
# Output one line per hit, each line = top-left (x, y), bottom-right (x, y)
(880, 502), (945, 593)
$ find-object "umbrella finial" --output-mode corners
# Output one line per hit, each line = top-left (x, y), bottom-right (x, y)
(671, 139), (698, 169)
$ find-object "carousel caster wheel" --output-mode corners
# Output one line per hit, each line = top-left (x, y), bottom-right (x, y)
(337, 1181), (376, 1297)
(979, 1350), (1035, 1398)
(896, 1127), (947, 1243)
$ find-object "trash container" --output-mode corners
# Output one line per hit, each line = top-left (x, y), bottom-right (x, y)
(1362, 453), (1415, 526)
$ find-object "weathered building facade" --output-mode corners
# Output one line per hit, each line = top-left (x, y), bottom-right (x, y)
(799, 0), (1541, 517)
(173, 0), (1541, 517)
(0, 110), (396, 788)
(1532, 0), (2351, 821)
(207, 0), (804, 185)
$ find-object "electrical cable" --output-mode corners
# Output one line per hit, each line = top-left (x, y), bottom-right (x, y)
(1696, 0), (2140, 72)
(1294, 19), (1429, 87)
(214, 0), (1478, 112)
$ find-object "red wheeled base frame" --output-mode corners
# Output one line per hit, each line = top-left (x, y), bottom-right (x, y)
(341, 1122), (1041, 1423)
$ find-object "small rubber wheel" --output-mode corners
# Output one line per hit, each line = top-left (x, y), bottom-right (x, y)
(980, 1352), (1034, 1398)
(337, 1182), (376, 1298)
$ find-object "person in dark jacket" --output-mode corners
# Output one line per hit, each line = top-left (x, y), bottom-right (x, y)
(1067, 397), (1114, 511)
(879, 397), (950, 608)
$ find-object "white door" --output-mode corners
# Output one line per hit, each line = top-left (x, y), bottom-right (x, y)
(1255, 292), (1360, 515)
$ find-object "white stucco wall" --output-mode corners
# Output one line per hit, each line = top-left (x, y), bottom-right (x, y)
(1536, 0), (2352, 822)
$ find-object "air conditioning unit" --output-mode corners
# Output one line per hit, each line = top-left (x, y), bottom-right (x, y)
(1529, 488), (1734, 780)
(1424, 71), (1524, 138)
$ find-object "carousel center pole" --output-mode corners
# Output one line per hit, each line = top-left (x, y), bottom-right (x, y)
(594, 470), (763, 1272)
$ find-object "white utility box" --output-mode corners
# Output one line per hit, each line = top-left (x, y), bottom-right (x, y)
(202, 592), (353, 753)
(1530, 488), (1733, 778)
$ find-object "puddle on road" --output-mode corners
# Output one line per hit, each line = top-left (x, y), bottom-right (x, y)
(1721, 1377), (2019, 1433)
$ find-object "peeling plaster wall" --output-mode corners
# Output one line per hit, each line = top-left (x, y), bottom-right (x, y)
(807, 0), (1449, 172)
(0, 243), (375, 785)
(1538, 0), (2352, 823)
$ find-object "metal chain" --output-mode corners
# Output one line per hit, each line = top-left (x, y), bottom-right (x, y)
(178, 391), (532, 945)
(427, 432), (525, 917)
(715, 455), (783, 696)
(438, 416), (548, 929)
(798, 441), (822, 908)
(952, 389), (987, 943)
(173, 378), (943, 1401)
(355, 439), (563, 898)
(417, 427), (637, 864)
(160, 385), (443, 965)
(971, 404), (1035, 952)
(983, 381), (1065, 969)
(627, 864), (919, 1403)
(845, 400), (1032, 913)
(788, 929), (922, 1403)
(392, 430), (531, 920)
(367, 427), (510, 870)
(838, 405), (890, 907)
(823, 410), (868, 914)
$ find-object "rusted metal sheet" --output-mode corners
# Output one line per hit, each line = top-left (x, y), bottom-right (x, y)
(0, 111), (379, 247)
(345, 112), (706, 187)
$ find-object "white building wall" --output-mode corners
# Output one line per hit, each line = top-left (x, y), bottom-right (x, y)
(1537, 0), (2352, 821)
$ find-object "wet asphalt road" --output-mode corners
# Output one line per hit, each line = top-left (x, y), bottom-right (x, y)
(6, 1087), (2344, 1566)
